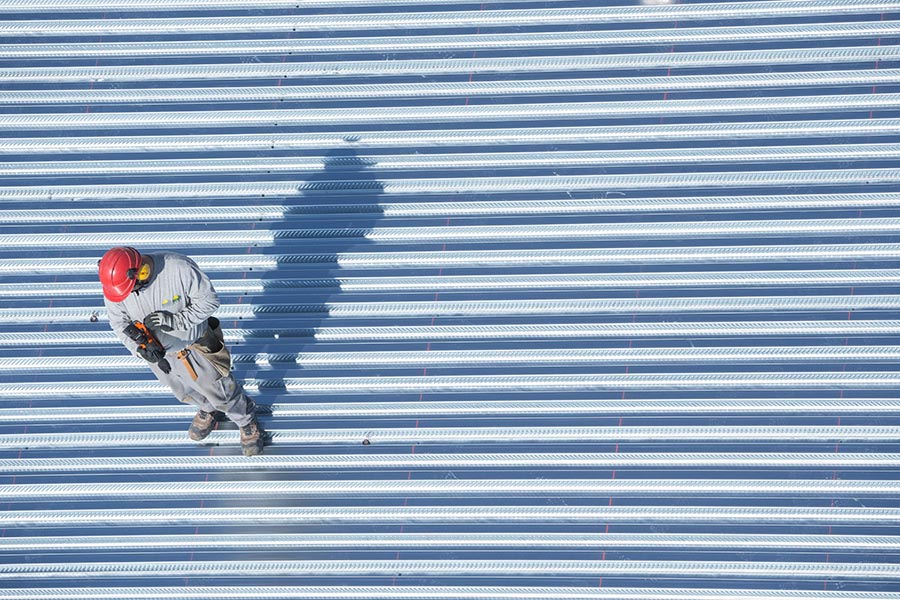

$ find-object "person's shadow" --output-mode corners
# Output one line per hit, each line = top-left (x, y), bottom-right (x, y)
(222, 146), (387, 436)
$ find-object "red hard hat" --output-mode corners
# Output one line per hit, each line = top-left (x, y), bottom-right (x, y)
(98, 246), (142, 302)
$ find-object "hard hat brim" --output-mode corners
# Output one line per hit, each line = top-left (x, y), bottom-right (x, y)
(103, 279), (135, 303)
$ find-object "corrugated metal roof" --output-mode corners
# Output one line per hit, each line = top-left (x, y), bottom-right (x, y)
(3, 0), (900, 597)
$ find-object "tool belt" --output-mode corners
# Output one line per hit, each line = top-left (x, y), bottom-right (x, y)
(175, 317), (232, 380)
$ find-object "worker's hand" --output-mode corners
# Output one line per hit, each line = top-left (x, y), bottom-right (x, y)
(144, 310), (176, 332)
(136, 344), (166, 364)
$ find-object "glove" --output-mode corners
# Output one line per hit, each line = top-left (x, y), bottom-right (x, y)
(136, 343), (166, 364)
(144, 310), (176, 332)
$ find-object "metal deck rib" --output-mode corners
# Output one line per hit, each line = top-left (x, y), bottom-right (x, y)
(6, 559), (900, 580)
(6, 3), (897, 34)
(7, 320), (900, 346)
(7, 453), (900, 472)
(5, 505), (900, 527)
(7, 49), (900, 81)
(18, 70), (894, 102)
(10, 268), (900, 296)
(7, 424), (900, 449)
(6, 120), (900, 153)
(6, 143), (900, 174)
(2, 531), (898, 550)
(6, 95), (900, 128)
(4, 398), (900, 422)
(0, 591), (897, 600)
(3, 21), (900, 56)
(2, 0), (900, 597)
(9, 345), (900, 373)
(6, 242), (900, 272)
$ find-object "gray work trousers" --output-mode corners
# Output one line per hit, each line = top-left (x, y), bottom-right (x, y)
(148, 339), (255, 427)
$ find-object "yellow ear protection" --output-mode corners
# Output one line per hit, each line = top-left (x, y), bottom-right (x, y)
(127, 262), (152, 283)
(135, 263), (151, 282)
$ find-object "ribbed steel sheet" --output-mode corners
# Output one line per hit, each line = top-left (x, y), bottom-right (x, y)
(11, 198), (900, 224)
(10, 217), (900, 247)
(7, 0), (898, 17)
(4, 0), (900, 597)
(7, 242), (900, 271)
(3, 424), (900, 450)
(7, 120), (900, 154)
(4, 506), (900, 528)
(6, 48), (900, 82)
(9, 479), (900, 500)
(5, 94), (900, 129)
(12, 318), (900, 347)
(4, 397), (900, 423)
(7, 344), (900, 373)
(2, 531), (898, 551)
(6, 143), (900, 175)
(8, 268), (900, 297)
(3, 22), (898, 57)
(4, 3), (896, 35)
(16, 69), (898, 105)
(9, 0), (571, 10)
(5, 453), (900, 473)
(7, 294), (900, 325)
(6, 559), (900, 580)
(0, 589), (897, 600)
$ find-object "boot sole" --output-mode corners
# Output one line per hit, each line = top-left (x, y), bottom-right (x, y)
(241, 441), (263, 456)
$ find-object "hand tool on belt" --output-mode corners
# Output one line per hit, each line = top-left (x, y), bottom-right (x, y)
(176, 348), (199, 381)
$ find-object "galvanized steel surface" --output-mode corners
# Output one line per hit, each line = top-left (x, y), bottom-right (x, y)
(0, 590), (895, 600)
(3, 0), (900, 598)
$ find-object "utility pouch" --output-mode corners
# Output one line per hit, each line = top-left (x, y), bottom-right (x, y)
(190, 316), (231, 378)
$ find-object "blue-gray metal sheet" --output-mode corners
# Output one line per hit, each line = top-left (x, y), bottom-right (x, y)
(3, 0), (900, 597)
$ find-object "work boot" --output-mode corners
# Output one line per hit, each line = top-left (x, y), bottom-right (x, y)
(240, 417), (264, 456)
(188, 410), (220, 441)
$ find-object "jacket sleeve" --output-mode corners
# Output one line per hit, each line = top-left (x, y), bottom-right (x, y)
(168, 256), (221, 331)
(105, 298), (141, 357)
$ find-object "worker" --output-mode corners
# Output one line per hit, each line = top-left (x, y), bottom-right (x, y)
(98, 246), (263, 456)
